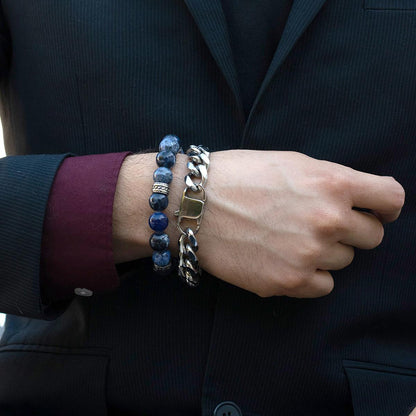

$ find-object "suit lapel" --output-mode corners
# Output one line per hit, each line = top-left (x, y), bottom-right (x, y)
(184, 0), (328, 128)
(183, 0), (244, 117)
(245, 0), (328, 125)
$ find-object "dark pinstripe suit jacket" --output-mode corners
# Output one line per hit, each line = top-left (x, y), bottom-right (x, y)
(0, 1), (415, 415)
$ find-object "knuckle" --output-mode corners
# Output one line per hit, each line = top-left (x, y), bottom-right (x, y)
(281, 272), (308, 292)
(300, 241), (323, 263)
(312, 209), (345, 237)
(318, 166), (351, 193)
(331, 168), (351, 190)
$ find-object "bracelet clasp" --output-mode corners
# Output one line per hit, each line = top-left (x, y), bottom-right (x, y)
(174, 185), (206, 235)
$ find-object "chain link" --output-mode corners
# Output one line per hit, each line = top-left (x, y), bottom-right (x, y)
(175, 145), (210, 287)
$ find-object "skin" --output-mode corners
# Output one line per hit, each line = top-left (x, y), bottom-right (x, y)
(112, 149), (405, 298)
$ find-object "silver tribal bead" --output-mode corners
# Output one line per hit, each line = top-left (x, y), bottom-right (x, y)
(152, 182), (169, 195)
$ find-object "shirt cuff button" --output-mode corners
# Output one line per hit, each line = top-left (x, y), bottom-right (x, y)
(74, 288), (93, 297)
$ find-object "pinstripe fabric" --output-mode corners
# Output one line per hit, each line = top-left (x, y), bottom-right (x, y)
(0, 154), (71, 319)
(0, 0), (415, 415)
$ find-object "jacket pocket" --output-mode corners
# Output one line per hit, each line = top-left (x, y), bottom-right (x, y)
(364, 0), (416, 10)
(343, 359), (416, 416)
(0, 344), (110, 416)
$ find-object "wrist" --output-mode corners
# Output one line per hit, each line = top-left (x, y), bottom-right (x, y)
(112, 151), (189, 264)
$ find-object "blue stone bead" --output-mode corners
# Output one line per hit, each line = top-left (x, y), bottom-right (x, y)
(153, 167), (173, 184)
(152, 249), (171, 267)
(149, 193), (168, 211)
(159, 134), (181, 154)
(149, 212), (168, 231)
(149, 233), (170, 251)
(156, 150), (176, 168)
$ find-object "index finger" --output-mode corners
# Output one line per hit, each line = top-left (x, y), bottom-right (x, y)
(347, 170), (405, 221)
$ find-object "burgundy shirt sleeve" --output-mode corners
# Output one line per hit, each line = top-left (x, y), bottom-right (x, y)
(40, 151), (132, 302)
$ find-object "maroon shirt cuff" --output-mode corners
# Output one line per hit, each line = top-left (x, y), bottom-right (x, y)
(40, 151), (132, 302)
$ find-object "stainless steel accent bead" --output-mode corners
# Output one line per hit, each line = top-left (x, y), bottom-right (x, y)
(152, 182), (169, 195)
(153, 262), (172, 272)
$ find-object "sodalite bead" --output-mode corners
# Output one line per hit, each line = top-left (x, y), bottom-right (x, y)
(152, 249), (171, 267)
(149, 212), (168, 231)
(149, 233), (170, 251)
(149, 193), (168, 211)
(156, 150), (176, 168)
(153, 167), (173, 184)
(159, 134), (181, 154)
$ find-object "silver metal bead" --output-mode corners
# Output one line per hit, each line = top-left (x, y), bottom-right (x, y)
(152, 182), (169, 195)
(153, 262), (172, 272)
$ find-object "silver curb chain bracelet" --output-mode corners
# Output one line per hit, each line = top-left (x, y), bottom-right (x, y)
(174, 145), (210, 287)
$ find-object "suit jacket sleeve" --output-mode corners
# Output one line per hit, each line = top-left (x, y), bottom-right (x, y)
(0, 154), (73, 320)
(0, 6), (8, 81)
(0, 9), (74, 320)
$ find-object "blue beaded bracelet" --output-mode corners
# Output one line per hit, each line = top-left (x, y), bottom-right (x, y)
(149, 134), (183, 274)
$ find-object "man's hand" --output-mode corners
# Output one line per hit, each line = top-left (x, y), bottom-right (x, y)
(409, 408), (416, 416)
(112, 149), (405, 298)
(195, 150), (405, 298)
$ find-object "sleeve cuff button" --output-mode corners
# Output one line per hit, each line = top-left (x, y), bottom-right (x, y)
(74, 288), (93, 297)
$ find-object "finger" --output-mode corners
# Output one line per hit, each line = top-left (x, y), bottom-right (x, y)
(339, 210), (384, 250)
(315, 242), (354, 271)
(348, 170), (405, 215)
(289, 270), (334, 298)
(370, 205), (403, 224)
(408, 408), (416, 416)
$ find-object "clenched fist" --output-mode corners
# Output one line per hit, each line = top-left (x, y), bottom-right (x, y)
(194, 150), (405, 298)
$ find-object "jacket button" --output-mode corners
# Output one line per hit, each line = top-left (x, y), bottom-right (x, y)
(213, 401), (242, 416)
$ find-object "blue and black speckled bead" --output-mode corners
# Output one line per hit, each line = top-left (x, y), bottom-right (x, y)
(149, 193), (169, 211)
(150, 134), (185, 274)
(159, 134), (182, 154)
(156, 150), (176, 168)
(149, 212), (168, 232)
(149, 233), (170, 251)
(153, 167), (173, 184)
(152, 249), (171, 268)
